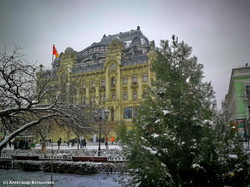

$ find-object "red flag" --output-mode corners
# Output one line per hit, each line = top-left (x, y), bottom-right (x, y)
(53, 45), (59, 58)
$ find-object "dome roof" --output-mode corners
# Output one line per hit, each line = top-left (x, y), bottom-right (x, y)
(110, 36), (121, 43)
(65, 47), (75, 54)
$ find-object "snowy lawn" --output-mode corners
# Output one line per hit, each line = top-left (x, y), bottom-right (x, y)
(0, 169), (122, 187)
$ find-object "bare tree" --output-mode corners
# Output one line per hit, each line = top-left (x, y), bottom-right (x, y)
(0, 45), (95, 151)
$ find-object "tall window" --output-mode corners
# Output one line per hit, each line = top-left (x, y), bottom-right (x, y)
(123, 91), (128, 100)
(103, 94), (106, 101)
(143, 74), (148, 82)
(91, 81), (95, 88)
(111, 77), (116, 87)
(83, 96), (86, 104)
(133, 75), (137, 84)
(101, 80), (105, 88)
(112, 93), (116, 99)
(82, 81), (86, 88)
(123, 77), (128, 84)
(133, 91), (137, 99)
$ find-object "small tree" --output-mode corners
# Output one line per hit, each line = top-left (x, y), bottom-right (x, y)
(121, 36), (250, 186)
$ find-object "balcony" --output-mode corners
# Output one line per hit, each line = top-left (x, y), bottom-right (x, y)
(110, 85), (116, 90)
(131, 82), (138, 88)
(100, 86), (106, 91)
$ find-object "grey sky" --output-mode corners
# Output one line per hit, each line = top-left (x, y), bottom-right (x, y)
(1, 0), (250, 109)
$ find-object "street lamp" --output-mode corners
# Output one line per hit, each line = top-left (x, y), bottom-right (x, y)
(94, 109), (109, 156)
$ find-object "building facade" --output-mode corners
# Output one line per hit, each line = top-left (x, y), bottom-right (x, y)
(40, 27), (156, 131)
(223, 65), (250, 137)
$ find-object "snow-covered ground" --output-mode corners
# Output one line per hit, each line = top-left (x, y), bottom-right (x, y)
(5, 142), (122, 151)
(0, 143), (126, 186)
(0, 169), (122, 187)
(35, 142), (122, 150)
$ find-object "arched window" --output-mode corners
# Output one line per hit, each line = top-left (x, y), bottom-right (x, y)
(123, 107), (138, 119)
(124, 107), (132, 119)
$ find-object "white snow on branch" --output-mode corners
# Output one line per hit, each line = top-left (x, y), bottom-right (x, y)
(192, 163), (204, 170)
(203, 120), (214, 125)
(142, 146), (157, 155)
(154, 119), (160, 124)
(151, 133), (159, 138)
(228, 154), (238, 159)
(162, 109), (170, 115)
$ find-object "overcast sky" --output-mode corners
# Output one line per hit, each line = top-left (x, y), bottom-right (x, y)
(1, 0), (250, 109)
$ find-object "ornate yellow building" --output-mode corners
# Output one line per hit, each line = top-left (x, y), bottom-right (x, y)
(42, 26), (156, 132)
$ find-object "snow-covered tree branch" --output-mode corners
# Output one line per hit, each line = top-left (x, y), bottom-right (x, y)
(0, 46), (96, 150)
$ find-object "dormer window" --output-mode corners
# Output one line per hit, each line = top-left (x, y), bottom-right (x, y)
(132, 38), (141, 45)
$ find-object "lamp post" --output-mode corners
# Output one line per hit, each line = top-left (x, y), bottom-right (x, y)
(94, 109), (109, 156)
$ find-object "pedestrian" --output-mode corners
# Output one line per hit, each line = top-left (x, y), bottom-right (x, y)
(13, 140), (18, 149)
(19, 140), (24, 149)
(8, 141), (12, 149)
(110, 137), (115, 145)
(83, 139), (87, 148)
(24, 140), (28, 149)
(67, 140), (70, 147)
(105, 141), (108, 150)
(57, 138), (62, 150)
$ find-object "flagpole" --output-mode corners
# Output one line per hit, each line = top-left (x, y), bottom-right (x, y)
(52, 45), (55, 64)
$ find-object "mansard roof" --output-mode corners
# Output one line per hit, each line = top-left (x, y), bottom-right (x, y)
(52, 27), (152, 73)
(100, 26), (145, 44)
